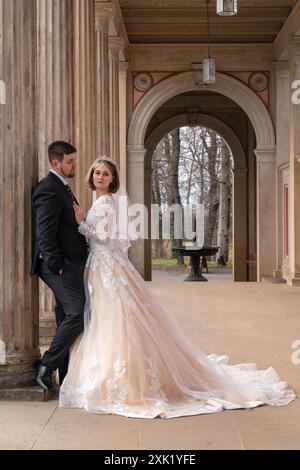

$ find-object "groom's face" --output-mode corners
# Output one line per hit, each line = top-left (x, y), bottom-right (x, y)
(53, 153), (77, 179)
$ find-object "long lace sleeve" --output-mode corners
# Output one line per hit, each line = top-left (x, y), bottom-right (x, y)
(78, 220), (98, 240)
(78, 196), (116, 245)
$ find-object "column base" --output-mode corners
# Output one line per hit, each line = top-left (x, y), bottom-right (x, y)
(261, 275), (274, 282)
(0, 352), (40, 389)
(287, 277), (300, 287)
(273, 268), (283, 279)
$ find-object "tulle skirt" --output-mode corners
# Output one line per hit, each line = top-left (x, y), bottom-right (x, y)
(59, 244), (295, 419)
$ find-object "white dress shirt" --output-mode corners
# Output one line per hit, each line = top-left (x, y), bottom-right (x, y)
(50, 169), (68, 186)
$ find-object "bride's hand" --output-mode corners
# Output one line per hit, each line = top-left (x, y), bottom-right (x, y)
(73, 202), (86, 224)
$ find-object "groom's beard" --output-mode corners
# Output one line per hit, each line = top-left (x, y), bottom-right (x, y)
(62, 170), (76, 179)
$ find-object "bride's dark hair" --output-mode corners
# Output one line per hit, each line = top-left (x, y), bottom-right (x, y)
(86, 156), (120, 193)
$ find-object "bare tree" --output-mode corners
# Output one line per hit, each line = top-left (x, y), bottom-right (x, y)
(152, 126), (233, 265)
(217, 144), (232, 265)
(200, 129), (219, 246)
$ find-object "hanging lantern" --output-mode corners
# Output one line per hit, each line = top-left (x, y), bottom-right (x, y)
(202, 58), (216, 83)
(216, 0), (237, 16)
(201, 1), (216, 84)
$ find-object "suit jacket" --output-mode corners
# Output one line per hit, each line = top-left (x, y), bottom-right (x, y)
(30, 172), (88, 276)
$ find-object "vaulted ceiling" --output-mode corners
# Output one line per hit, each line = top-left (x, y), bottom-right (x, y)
(119, 0), (298, 44)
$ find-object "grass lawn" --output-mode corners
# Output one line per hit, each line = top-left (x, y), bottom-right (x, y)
(152, 258), (233, 268)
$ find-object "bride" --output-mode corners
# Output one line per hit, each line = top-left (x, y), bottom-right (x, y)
(59, 156), (295, 419)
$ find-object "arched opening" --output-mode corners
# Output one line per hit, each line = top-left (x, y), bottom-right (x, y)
(151, 124), (234, 283)
(127, 72), (275, 282)
(144, 99), (254, 282)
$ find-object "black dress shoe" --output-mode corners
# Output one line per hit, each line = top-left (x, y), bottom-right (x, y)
(36, 364), (53, 391)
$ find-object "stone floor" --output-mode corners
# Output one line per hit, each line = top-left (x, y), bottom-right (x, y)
(1, 281), (300, 450)
(152, 264), (233, 283)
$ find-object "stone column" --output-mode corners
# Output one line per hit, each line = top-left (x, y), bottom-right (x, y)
(127, 147), (148, 278)
(73, 0), (96, 211)
(233, 168), (248, 281)
(254, 146), (277, 281)
(119, 61), (129, 185)
(0, 0), (39, 388)
(272, 62), (290, 281)
(95, 12), (111, 156)
(109, 37), (124, 166)
(287, 37), (300, 286)
(247, 125), (257, 281)
(37, 0), (74, 343)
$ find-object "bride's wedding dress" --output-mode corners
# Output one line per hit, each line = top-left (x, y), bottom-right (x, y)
(59, 194), (295, 418)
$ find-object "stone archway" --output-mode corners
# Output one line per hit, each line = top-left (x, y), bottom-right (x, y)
(127, 71), (276, 281)
(144, 113), (248, 282)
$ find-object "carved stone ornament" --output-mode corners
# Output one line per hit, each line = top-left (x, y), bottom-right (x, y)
(248, 72), (268, 92)
(133, 72), (153, 92)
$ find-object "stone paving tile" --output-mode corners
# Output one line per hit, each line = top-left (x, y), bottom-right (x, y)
(0, 401), (57, 450)
(33, 409), (143, 450)
(1, 282), (300, 450)
(138, 412), (243, 450)
(231, 400), (300, 450)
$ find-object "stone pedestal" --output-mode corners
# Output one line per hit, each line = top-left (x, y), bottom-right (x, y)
(0, 0), (40, 389)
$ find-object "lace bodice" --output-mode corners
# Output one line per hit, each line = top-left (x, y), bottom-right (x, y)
(78, 194), (117, 249)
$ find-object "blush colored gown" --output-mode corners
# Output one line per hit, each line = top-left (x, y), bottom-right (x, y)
(59, 194), (295, 418)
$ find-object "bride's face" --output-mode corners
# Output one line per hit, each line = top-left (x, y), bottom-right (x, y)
(93, 163), (113, 192)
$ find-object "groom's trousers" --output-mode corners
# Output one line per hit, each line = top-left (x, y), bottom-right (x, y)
(38, 259), (86, 375)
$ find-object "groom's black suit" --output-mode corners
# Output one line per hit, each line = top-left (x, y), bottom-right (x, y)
(31, 171), (87, 382)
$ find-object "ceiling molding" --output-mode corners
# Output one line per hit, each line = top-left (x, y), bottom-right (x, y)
(95, 0), (129, 46)
(273, 1), (300, 59)
(120, 0), (296, 45)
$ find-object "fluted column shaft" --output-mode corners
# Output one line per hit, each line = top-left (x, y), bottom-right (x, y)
(119, 62), (129, 185)
(109, 38), (124, 166)
(272, 62), (290, 281)
(73, 0), (96, 210)
(37, 0), (74, 342)
(254, 147), (277, 280)
(233, 168), (248, 281)
(95, 14), (110, 156)
(287, 37), (300, 286)
(0, 0), (39, 388)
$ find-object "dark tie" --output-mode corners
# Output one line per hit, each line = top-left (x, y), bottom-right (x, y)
(65, 185), (79, 205)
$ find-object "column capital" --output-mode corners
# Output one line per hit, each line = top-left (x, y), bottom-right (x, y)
(95, 3), (114, 32)
(272, 61), (289, 78)
(254, 146), (276, 163)
(109, 36), (126, 60)
(288, 36), (300, 58)
(289, 36), (300, 47)
(127, 146), (147, 164)
(95, 0), (129, 49)
(119, 61), (129, 73)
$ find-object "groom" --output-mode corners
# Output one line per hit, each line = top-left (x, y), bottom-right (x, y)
(31, 141), (88, 390)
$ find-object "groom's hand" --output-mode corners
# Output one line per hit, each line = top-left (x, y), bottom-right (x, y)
(73, 202), (86, 224)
